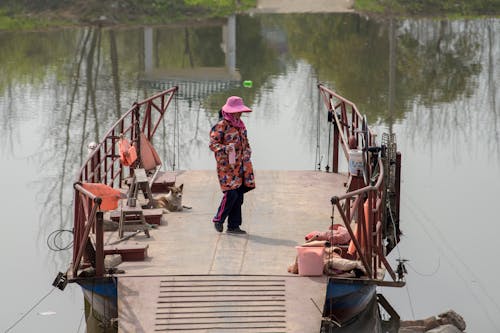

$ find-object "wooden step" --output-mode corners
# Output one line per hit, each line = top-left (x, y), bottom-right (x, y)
(110, 208), (164, 225)
(118, 209), (150, 238)
(104, 243), (149, 261)
(151, 171), (176, 193)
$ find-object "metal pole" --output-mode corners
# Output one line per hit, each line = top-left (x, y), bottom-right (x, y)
(95, 211), (104, 277)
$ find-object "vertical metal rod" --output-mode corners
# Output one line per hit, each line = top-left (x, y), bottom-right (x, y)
(73, 202), (98, 276)
(334, 201), (372, 276)
(358, 198), (367, 271)
(72, 192), (81, 272)
(367, 191), (373, 278)
(332, 124), (339, 173)
(95, 211), (104, 277)
(104, 139), (108, 185)
(395, 152), (402, 228)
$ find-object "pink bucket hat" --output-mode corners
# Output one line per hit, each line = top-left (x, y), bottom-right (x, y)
(222, 96), (252, 113)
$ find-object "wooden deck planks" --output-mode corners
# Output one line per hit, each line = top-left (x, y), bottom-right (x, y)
(115, 170), (348, 332)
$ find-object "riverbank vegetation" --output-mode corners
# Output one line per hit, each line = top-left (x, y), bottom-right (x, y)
(355, 0), (499, 17)
(0, 0), (256, 30)
(0, 0), (498, 31)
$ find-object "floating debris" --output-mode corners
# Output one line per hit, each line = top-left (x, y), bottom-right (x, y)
(38, 311), (57, 316)
(400, 310), (466, 332)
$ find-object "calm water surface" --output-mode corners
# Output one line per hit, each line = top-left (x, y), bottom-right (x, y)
(0, 13), (498, 332)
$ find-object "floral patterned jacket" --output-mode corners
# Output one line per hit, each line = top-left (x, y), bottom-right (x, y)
(209, 119), (256, 192)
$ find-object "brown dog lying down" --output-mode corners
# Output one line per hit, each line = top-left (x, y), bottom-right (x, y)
(151, 184), (192, 212)
(287, 241), (365, 277)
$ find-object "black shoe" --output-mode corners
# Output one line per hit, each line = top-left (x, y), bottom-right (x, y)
(213, 221), (223, 232)
(226, 227), (247, 234)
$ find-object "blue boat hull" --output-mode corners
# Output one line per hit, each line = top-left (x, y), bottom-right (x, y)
(78, 277), (118, 325)
(322, 278), (381, 331)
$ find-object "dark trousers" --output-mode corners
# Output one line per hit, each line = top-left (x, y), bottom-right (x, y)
(213, 187), (245, 229)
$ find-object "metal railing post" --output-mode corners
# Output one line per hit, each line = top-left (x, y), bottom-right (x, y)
(95, 211), (104, 277)
(332, 114), (339, 173)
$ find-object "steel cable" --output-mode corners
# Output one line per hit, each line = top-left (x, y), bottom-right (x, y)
(4, 288), (56, 333)
(403, 192), (500, 331)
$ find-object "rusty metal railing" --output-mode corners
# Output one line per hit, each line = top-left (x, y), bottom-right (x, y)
(71, 87), (178, 278)
(318, 84), (376, 174)
(330, 160), (399, 284)
(318, 84), (402, 286)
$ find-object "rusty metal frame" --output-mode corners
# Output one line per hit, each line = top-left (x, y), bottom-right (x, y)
(318, 84), (376, 174)
(71, 87), (178, 278)
(319, 84), (401, 286)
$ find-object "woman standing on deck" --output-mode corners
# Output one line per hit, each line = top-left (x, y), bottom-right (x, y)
(209, 96), (256, 234)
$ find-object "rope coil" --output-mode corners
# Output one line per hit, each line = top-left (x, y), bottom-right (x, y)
(46, 229), (74, 251)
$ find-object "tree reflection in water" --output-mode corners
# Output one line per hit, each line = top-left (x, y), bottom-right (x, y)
(0, 14), (498, 332)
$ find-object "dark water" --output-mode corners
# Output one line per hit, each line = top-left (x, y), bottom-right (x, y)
(0, 13), (498, 332)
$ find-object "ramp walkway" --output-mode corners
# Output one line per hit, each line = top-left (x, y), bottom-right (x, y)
(113, 170), (348, 332)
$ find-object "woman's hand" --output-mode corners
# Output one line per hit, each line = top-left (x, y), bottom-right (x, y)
(225, 143), (235, 153)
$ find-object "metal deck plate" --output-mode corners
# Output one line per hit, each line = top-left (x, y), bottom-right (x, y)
(119, 275), (326, 333)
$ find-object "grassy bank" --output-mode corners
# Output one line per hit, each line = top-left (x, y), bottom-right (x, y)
(0, 0), (256, 31)
(354, 0), (500, 17)
(0, 0), (498, 31)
